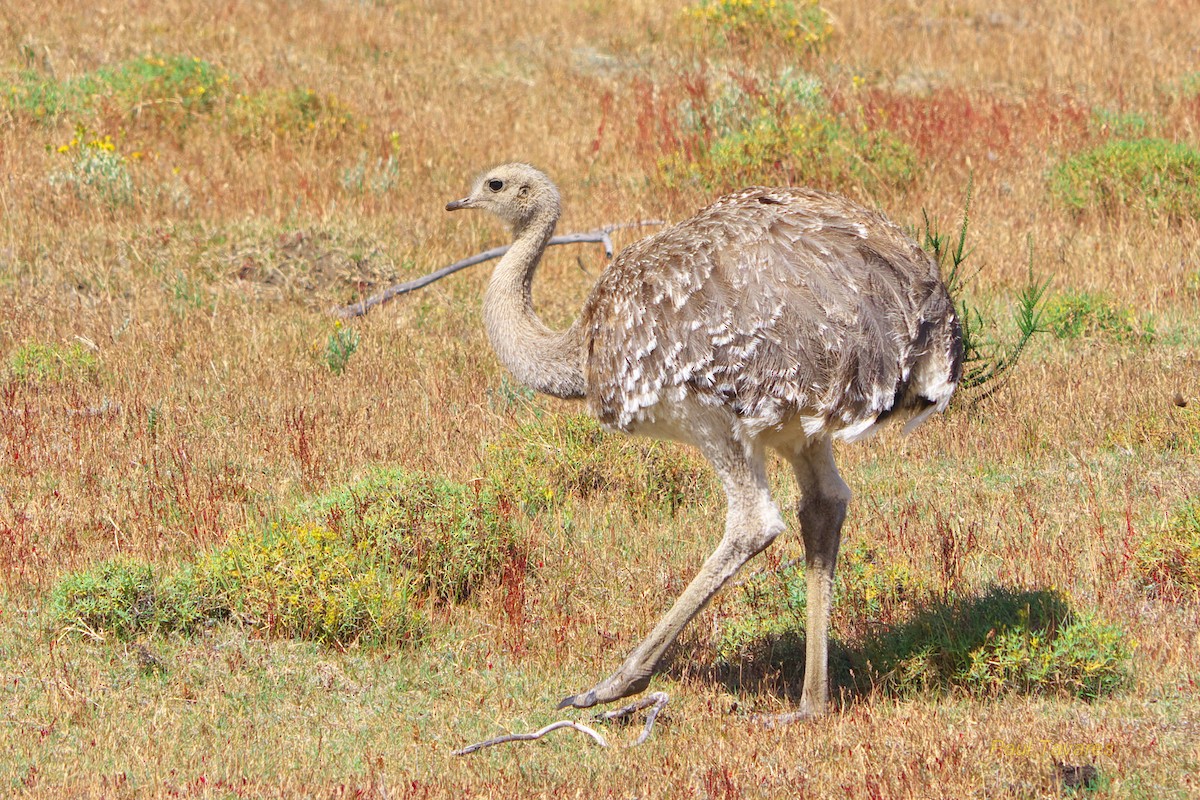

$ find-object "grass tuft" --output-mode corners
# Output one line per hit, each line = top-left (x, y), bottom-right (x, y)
(323, 321), (360, 374)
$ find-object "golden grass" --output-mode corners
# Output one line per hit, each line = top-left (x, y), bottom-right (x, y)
(2, 0), (1199, 797)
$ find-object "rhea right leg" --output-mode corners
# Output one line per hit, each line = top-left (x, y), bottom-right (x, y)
(786, 437), (851, 717)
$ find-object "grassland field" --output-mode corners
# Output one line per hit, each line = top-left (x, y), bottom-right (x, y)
(1, 0), (1199, 797)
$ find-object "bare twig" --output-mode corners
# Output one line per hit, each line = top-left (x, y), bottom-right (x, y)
(451, 720), (608, 756)
(598, 691), (669, 746)
(332, 220), (664, 319)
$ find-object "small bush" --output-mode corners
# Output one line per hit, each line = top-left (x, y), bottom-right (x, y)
(684, 0), (833, 53)
(50, 559), (160, 639)
(858, 587), (1132, 700)
(1042, 289), (1151, 343)
(196, 522), (425, 645)
(308, 468), (517, 603)
(717, 557), (1132, 700)
(659, 69), (913, 193)
(49, 468), (519, 646)
(961, 614), (1133, 699)
(1049, 138), (1200, 220)
(482, 414), (714, 516)
(7, 341), (99, 384)
(1135, 499), (1200, 599)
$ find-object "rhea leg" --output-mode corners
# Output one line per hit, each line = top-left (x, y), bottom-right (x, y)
(787, 437), (851, 717)
(559, 436), (785, 709)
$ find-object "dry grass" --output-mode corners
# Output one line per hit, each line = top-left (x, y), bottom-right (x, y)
(2, 0), (1199, 797)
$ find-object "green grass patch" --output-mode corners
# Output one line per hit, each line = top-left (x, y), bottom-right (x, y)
(1042, 289), (1152, 343)
(49, 468), (519, 646)
(482, 413), (715, 516)
(1, 55), (229, 124)
(323, 321), (360, 374)
(6, 340), (99, 384)
(1049, 137), (1200, 220)
(2, 55), (354, 146)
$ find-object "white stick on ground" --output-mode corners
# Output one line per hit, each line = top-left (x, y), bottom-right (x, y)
(452, 692), (669, 756)
(451, 720), (608, 756)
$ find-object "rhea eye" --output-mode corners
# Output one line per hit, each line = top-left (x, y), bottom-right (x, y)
(487, 179), (504, 192)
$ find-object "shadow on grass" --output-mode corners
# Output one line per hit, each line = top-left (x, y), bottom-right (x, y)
(674, 586), (1128, 706)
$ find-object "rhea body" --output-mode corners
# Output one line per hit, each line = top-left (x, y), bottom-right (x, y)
(446, 163), (962, 715)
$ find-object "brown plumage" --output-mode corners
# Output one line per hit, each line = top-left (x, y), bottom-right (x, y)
(583, 186), (960, 441)
(446, 163), (962, 717)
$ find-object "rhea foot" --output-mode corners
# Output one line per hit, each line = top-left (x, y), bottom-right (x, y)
(557, 670), (652, 710)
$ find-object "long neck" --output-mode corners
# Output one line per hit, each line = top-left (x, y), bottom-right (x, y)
(483, 211), (586, 399)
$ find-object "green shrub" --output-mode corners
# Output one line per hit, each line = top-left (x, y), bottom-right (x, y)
(1049, 138), (1200, 220)
(717, 557), (1132, 700)
(660, 69), (913, 193)
(684, 0), (833, 53)
(49, 468), (519, 646)
(196, 522), (424, 645)
(7, 341), (99, 384)
(858, 587), (1132, 699)
(482, 414), (714, 516)
(961, 614), (1133, 699)
(1135, 499), (1200, 598)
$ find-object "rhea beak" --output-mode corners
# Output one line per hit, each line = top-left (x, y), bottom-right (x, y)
(445, 197), (473, 211)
